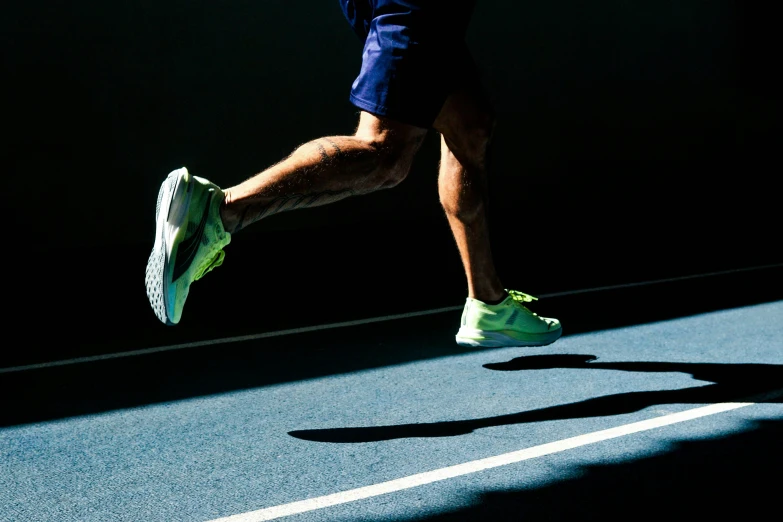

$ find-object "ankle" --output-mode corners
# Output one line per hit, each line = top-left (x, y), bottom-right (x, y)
(219, 191), (239, 234)
(471, 289), (507, 305)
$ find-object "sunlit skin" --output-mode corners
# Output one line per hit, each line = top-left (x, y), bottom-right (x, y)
(434, 87), (505, 303)
(220, 88), (506, 303)
(221, 113), (426, 234)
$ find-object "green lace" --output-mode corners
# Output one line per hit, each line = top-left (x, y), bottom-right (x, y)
(194, 249), (225, 281)
(507, 289), (558, 326)
(507, 289), (538, 304)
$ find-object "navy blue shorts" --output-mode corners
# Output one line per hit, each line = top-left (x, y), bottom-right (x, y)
(339, 0), (479, 129)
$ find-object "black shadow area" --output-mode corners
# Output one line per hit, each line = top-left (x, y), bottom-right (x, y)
(393, 418), (783, 521)
(1, 267), (781, 428)
(289, 357), (783, 442)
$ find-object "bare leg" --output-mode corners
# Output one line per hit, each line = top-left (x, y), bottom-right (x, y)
(221, 111), (427, 234)
(434, 88), (505, 303)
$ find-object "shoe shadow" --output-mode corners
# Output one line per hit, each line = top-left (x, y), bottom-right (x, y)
(288, 355), (783, 443)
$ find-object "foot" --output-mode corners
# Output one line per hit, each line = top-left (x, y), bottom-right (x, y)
(145, 167), (231, 325)
(455, 290), (562, 347)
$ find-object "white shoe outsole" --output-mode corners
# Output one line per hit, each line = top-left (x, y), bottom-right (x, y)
(455, 328), (562, 348)
(145, 168), (190, 325)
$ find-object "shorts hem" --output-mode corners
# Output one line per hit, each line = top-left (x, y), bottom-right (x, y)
(349, 93), (434, 129)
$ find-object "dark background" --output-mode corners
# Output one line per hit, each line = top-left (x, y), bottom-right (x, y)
(2, 1), (780, 367)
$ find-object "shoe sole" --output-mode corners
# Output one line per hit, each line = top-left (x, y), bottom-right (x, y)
(145, 168), (192, 325)
(455, 327), (562, 348)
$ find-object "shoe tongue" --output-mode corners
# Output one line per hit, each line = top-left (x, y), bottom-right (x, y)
(493, 293), (514, 306)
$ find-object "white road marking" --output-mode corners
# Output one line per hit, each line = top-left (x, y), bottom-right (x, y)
(206, 390), (783, 522)
(541, 262), (782, 297)
(1, 262), (780, 375)
(0, 306), (462, 374)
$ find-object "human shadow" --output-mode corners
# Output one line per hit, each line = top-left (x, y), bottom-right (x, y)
(392, 417), (783, 521)
(288, 355), (783, 443)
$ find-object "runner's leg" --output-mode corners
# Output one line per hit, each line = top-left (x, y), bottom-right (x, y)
(433, 86), (505, 303)
(221, 112), (427, 234)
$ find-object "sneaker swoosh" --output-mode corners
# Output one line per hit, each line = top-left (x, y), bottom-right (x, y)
(172, 192), (213, 282)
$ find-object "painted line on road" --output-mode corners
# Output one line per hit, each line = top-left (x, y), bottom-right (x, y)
(0, 306), (463, 374)
(2, 262), (780, 375)
(541, 262), (782, 297)
(206, 388), (783, 521)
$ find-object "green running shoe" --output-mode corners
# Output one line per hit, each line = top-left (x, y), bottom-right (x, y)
(145, 167), (231, 325)
(456, 290), (562, 347)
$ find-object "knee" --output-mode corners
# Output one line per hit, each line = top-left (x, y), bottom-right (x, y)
(363, 134), (421, 190)
(376, 150), (414, 189)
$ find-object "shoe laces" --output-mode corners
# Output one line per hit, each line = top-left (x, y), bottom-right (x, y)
(507, 289), (557, 326)
(194, 249), (225, 281)
(507, 289), (538, 304)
